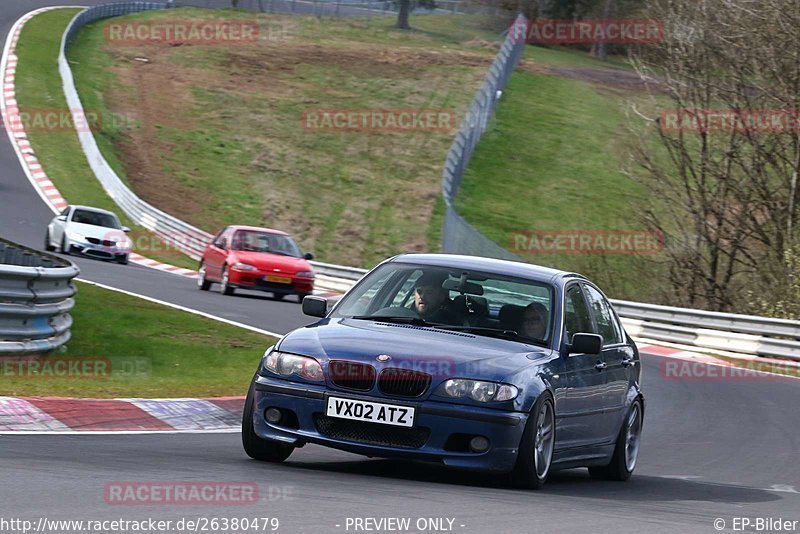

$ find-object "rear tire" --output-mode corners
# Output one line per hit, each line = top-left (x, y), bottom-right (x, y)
(197, 262), (211, 291)
(511, 392), (555, 489)
(242, 380), (294, 462)
(588, 398), (643, 481)
(44, 231), (55, 252)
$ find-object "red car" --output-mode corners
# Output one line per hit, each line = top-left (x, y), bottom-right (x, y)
(197, 225), (315, 300)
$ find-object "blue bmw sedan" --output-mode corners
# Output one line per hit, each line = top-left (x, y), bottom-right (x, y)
(242, 254), (644, 489)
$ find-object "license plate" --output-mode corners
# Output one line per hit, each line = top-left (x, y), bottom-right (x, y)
(326, 397), (415, 427)
(264, 275), (292, 284)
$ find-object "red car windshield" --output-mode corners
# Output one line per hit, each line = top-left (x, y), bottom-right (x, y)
(231, 230), (302, 257)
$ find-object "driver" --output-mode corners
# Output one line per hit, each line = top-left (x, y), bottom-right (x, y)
(412, 271), (459, 324)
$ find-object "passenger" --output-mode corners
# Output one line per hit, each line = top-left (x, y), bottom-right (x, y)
(412, 272), (459, 324)
(520, 302), (548, 340)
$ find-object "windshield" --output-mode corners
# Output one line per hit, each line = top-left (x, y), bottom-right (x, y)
(231, 230), (302, 257)
(332, 262), (554, 345)
(70, 209), (120, 229)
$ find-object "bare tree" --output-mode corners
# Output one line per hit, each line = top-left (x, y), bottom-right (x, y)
(629, 0), (800, 312)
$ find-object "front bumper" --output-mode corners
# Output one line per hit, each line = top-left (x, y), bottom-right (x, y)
(67, 239), (128, 261)
(252, 375), (528, 473)
(229, 270), (314, 295)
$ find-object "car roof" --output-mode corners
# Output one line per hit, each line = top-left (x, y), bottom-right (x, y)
(390, 253), (586, 286)
(69, 205), (118, 217)
(228, 225), (288, 235)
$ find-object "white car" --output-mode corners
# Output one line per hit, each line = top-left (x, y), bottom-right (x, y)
(45, 205), (132, 264)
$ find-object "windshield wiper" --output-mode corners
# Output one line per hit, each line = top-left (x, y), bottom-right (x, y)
(351, 315), (445, 327)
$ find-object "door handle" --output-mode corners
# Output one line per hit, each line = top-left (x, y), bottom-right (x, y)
(594, 361), (607, 371)
(622, 358), (636, 367)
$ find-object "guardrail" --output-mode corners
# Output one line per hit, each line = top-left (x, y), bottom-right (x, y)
(59, 2), (370, 285)
(0, 238), (80, 355)
(613, 300), (800, 361)
(61, 2), (212, 262)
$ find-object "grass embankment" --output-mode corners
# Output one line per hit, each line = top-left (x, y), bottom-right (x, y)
(457, 45), (667, 301)
(0, 281), (276, 398)
(14, 9), (198, 269)
(66, 9), (503, 267)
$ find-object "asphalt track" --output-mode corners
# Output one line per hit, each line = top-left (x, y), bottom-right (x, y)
(1, 356), (798, 533)
(1, 2), (799, 533)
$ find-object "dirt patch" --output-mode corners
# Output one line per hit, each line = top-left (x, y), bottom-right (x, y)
(221, 44), (494, 81)
(101, 40), (489, 238)
(107, 50), (214, 223)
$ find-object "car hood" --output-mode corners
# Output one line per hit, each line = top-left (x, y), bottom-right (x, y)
(277, 318), (554, 383)
(67, 222), (125, 241)
(231, 251), (311, 274)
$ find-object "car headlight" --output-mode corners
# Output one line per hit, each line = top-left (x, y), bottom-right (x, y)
(232, 262), (258, 271)
(436, 379), (518, 402)
(295, 271), (315, 278)
(116, 240), (131, 250)
(67, 231), (83, 241)
(263, 350), (323, 381)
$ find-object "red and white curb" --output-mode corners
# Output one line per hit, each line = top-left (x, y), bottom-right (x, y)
(0, 396), (245, 433)
(1, 8), (197, 280)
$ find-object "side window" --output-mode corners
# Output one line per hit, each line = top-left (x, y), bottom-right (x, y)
(60, 207), (70, 217)
(583, 285), (623, 346)
(564, 285), (592, 343)
(213, 227), (229, 248)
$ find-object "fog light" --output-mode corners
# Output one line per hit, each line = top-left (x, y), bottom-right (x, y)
(265, 407), (283, 424)
(469, 436), (490, 453)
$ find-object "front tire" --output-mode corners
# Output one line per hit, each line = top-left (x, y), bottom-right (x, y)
(44, 231), (55, 252)
(511, 392), (555, 489)
(197, 262), (211, 291)
(116, 254), (129, 265)
(588, 398), (643, 481)
(60, 235), (70, 255)
(242, 381), (294, 462)
(220, 267), (234, 296)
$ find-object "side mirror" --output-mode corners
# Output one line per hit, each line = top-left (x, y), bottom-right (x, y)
(302, 295), (327, 318)
(303, 252), (314, 260)
(568, 333), (603, 355)
(218, 238), (227, 250)
(121, 226), (131, 233)
(56, 215), (67, 222)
